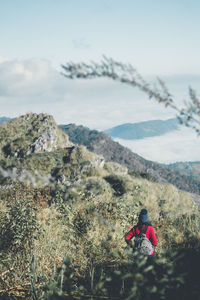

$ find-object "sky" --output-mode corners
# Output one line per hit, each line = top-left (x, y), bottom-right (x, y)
(0, 0), (200, 163)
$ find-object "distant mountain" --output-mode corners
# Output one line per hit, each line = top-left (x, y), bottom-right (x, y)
(59, 123), (200, 197)
(0, 117), (12, 125)
(168, 161), (200, 180)
(104, 118), (179, 140)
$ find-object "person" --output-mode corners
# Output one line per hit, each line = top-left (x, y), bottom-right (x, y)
(125, 208), (158, 261)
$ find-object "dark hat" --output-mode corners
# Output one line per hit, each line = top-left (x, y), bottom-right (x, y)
(139, 208), (149, 223)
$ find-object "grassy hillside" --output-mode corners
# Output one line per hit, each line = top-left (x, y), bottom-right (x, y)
(0, 113), (200, 299)
(1, 171), (200, 299)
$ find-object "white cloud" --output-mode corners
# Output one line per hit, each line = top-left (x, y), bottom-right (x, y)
(0, 56), (8, 63)
(0, 58), (65, 97)
(114, 126), (200, 164)
(0, 58), (176, 129)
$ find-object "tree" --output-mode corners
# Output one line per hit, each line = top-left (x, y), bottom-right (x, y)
(61, 56), (200, 134)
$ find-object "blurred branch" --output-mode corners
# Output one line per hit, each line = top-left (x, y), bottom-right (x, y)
(61, 56), (200, 134)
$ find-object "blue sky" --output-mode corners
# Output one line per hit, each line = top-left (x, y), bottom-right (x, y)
(0, 0), (200, 162)
(1, 0), (200, 74)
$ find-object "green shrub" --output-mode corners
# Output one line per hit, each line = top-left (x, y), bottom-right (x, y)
(104, 175), (127, 196)
(0, 198), (37, 252)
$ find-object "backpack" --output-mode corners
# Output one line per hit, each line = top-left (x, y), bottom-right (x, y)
(134, 225), (154, 256)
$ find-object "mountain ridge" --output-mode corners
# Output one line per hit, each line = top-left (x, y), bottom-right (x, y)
(60, 123), (200, 198)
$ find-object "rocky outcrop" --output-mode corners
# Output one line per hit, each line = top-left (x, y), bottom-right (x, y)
(27, 123), (69, 155)
(0, 113), (72, 158)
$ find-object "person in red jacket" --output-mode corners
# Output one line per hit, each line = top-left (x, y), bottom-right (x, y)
(125, 208), (158, 260)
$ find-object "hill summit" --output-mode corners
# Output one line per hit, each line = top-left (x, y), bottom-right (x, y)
(1, 115), (200, 200)
(0, 113), (71, 159)
(0, 113), (106, 186)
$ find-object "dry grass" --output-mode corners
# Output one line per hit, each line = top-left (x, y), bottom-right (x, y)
(33, 207), (69, 277)
(29, 174), (200, 280)
(1, 170), (200, 294)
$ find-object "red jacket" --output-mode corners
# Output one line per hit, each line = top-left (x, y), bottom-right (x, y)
(125, 224), (158, 255)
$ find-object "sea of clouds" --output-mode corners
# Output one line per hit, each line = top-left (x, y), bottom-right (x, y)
(114, 126), (200, 164)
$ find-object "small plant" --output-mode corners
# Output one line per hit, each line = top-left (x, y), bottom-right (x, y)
(104, 175), (127, 196)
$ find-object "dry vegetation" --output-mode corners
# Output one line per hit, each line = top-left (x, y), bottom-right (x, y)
(0, 169), (200, 299)
(0, 113), (200, 299)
